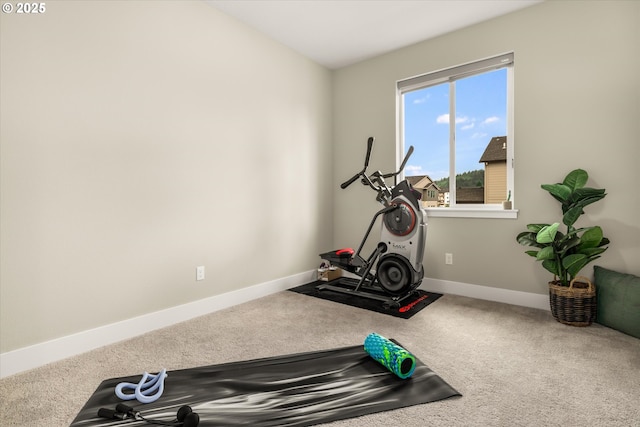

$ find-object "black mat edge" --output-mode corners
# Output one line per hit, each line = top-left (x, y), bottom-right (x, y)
(289, 278), (443, 318)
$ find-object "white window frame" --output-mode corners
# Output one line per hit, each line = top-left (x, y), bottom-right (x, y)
(396, 52), (517, 219)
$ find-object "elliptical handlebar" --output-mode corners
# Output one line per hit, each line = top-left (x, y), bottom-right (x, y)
(381, 145), (413, 182)
(341, 137), (414, 194)
(340, 172), (362, 189)
(341, 137), (375, 189)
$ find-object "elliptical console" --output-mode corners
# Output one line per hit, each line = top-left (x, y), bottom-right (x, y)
(318, 137), (427, 307)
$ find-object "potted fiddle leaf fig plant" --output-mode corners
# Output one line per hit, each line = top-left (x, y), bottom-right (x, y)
(516, 169), (609, 326)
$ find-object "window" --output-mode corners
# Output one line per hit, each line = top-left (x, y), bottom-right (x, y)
(397, 53), (515, 218)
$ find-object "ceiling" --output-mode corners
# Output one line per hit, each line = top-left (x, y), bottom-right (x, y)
(206, 0), (542, 69)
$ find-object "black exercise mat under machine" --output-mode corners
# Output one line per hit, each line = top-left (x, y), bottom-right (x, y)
(318, 136), (428, 309)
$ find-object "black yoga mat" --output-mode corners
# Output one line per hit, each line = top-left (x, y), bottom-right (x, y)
(71, 340), (460, 426)
(289, 278), (443, 319)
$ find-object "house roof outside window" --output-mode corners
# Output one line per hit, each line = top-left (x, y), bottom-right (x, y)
(479, 136), (507, 163)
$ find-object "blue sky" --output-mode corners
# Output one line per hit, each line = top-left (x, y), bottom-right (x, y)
(402, 68), (507, 181)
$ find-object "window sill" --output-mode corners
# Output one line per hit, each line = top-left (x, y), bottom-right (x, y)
(425, 207), (519, 219)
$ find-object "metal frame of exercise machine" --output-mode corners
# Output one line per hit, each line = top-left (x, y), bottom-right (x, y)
(317, 137), (427, 309)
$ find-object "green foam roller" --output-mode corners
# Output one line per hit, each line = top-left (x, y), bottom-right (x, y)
(363, 332), (416, 379)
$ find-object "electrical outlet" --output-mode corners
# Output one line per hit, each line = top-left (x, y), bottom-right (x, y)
(196, 266), (205, 281)
(445, 253), (453, 265)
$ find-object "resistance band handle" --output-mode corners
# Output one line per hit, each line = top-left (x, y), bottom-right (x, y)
(363, 333), (416, 379)
(98, 408), (127, 420)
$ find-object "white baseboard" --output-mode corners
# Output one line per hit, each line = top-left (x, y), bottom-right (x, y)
(421, 277), (550, 311)
(0, 270), (316, 379)
(1, 272), (548, 379)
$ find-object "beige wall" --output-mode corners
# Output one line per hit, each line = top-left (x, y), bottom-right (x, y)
(0, 1), (332, 353)
(332, 1), (639, 294)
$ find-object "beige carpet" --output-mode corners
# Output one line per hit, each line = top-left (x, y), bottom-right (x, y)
(1, 291), (639, 426)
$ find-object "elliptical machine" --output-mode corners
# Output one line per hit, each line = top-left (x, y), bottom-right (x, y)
(317, 137), (428, 308)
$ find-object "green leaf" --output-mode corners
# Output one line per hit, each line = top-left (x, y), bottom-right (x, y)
(578, 247), (607, 257)
(563, 253), (589, 278)
(598, 237), (610, 247)
(568, 188), (606, 209)
(542, 259), (561, 277)
(562, 206), (584, 227)
(579, 226), (603, 248)
(517, 231), (543, 247)
(524, 250), (539, 258)
(563, 169), (588, 191)
(536, 246), (555, 260)
(541, 184), (571, 202)
(527, 223), (550, 233)
(572, 187), (606, 199)
(536, 223), (559, 244)
(557, 235), (581, 255)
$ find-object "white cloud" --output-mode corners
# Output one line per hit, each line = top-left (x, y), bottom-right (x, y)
(413, 95), (430, 104)
(437, 114), (469, 124)
(405, 165), (425, 175)
(483, 116), (499, 125)
(461, 122), (475, 130)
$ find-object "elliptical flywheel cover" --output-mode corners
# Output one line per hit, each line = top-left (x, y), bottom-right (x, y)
(383, 202), (416, 236)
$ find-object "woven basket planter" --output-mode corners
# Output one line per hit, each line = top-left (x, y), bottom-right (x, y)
(549, 276), (596, 327)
